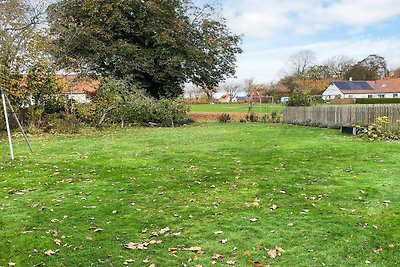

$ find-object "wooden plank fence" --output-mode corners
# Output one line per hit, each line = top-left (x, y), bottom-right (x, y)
(283, 104), (400, 127)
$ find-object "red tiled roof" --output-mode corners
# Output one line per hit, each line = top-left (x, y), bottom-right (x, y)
(57, 75), (100, 95)
(368, 78), (400, 93)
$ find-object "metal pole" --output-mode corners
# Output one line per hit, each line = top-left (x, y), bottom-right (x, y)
(1, 88), (14, 160)
(5, 93), (33, 152)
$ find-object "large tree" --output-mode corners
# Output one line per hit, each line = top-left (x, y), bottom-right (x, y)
(48, 0), (242, 99)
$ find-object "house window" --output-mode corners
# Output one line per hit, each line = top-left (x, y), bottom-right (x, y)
(348, 95), (353, 98)
(368, 95), (373, 98)
(378, 94), (385, 98)
(393, 93), (398, 98)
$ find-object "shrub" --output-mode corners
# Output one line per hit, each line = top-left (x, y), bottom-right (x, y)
(218, 113), (231, 123)
(356, 98), (400, 104)
(287, 90), (312, 106)
(245, 113), (258, 122)
(355, 116), (400, 141)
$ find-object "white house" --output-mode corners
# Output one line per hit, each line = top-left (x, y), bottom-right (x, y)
(322, 78), (400, 100)
(58, 75), (99, 103)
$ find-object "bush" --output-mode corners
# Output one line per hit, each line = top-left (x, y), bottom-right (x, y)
(355, 98), (400, 104)
(218, 113), (231, 123)
(355, 116), (400, 141)
(245, 113), (258, 122)
(287, 90), (312, 106)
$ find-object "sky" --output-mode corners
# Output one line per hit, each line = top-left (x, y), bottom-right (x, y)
(196, 0), (400, 84)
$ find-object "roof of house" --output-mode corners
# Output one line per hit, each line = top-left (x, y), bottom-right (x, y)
(368, 78), (400, 93)
(220, 94), (230, 99)
(331, 78), (400, 94)
(57, 75), (100, 95)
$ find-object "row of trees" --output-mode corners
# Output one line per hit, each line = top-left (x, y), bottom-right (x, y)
(285, 50), (391, 82)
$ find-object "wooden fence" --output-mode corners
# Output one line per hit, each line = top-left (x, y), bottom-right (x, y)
(283, 104), (400, 127)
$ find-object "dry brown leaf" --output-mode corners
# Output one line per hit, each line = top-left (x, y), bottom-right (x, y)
(44, 249), (59, 256)
(267, 249), (277, 259)
(270, 204), (278, 210)
(254, 262), (263, 267)
(8, 262), (16, 266)
(93, 228), (103, 232)
(214, 230), (223, 234)
(243, 251), (251, 256)
(143, 258), (149, 263)
(142, 228), (148, 233)
(124, 242), (149, 250)
(54, 239), (62, 246)
(168, 246), (202, 254)
(123, 259), (135, 265)
(159, 227), (170, 234)
(212, 253), (224, 260)
(149, 240), (163, 245)
(373, 247), (383, 255)
(249, 218), (257, 222)
(226, 260), (236, 265)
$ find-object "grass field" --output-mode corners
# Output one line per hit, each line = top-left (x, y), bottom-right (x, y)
(189, 103), (285, 114)
(1, 123), (399, 266)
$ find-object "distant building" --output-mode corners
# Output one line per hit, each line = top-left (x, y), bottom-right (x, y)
(57, 75), (100, 103)
(322, 78), (400, 100)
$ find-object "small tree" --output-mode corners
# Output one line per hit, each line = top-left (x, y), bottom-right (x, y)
(221, 81), (241, 102)
(287, 90), (312, 106)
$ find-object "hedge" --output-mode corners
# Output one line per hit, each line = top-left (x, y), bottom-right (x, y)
(355, 98), (400, 104)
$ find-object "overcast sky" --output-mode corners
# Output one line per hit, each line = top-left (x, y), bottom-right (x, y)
(196, 0), (400, 83)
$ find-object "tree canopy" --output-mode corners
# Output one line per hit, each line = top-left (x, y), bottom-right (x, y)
(48, 0), (242, 98)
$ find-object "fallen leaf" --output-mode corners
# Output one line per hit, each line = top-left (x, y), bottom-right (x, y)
(124, 242), (149, 250)
(159, 227), (170, 234)
(54, 239), (62, 246)
(143, 258), (149, 263)
(267, 249), (277, 259)
(373, 247), (383, 255)
(243, 251), (251, 256)
(8, 262), (16, 266)
(270, 204), (278, 210)
(226, 260), (236, 265)
(123, 259), (135, 265)
(93, 228), (103, 232)
(254, 262), (263, 267)
(212, 253), (224, 260)
(249, 218), (257, 222)
(168, 246), (202, 253)
(44, 249), (59, 256)
(142, 228), (148, 233)
(149, 240), (162, 245)
(220, 239), (228, 244)
(214, 230), (223, 234)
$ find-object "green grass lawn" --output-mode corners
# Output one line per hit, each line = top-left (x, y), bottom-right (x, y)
(1, 123), (399, 266)
(189, 103), (285, 113)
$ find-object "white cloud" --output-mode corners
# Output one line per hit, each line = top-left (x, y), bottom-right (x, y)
(221, 0), (400, 38)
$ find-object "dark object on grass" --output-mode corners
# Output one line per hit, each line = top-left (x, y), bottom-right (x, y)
(341, 126), (357, 135)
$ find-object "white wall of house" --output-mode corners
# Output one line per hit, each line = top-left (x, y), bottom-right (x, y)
(322, 84), (344, 100)
(342, 93), (400, 99)
(67, 93), (90, 103)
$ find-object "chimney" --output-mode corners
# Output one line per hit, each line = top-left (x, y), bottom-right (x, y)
(349, 77), (353, 81)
